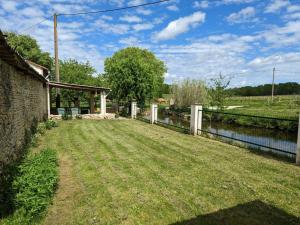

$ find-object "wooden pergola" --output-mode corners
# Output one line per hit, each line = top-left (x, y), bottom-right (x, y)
(48, 82), (110, 115)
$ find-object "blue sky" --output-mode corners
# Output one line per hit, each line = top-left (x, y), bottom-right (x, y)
(0, 0), (300, 86)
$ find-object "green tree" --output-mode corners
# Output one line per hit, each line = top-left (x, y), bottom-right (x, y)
(57, 59), (103, 107)
(208, 74), (231, 110)
(104, 47), (167, 108)
(5, 32), (52, 69)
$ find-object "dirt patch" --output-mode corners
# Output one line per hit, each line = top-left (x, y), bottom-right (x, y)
(42, 153), (84, 225)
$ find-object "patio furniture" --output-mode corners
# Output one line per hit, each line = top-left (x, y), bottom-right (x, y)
(57, 108), (65, 115)
(71, 108), (79, 116)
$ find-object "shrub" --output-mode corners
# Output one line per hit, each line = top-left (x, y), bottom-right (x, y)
(171, 79), (208, 109)
(12, 149), (58, 220)
(30, 133), (41, 148)
(45, 119), (58, 129)
(37, 123), (46, 135)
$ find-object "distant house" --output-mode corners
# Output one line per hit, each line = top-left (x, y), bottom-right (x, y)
(26, 60), (49, 77)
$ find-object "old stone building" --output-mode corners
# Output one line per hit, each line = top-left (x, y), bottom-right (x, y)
(0, 31), (48, 170)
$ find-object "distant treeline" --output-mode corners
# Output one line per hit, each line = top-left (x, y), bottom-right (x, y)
(229, 82), (300, 96)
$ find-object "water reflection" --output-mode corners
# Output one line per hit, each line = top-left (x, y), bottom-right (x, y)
(153, 111), (297, 156)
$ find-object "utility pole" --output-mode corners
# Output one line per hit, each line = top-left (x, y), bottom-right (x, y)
(54, 13), (60, 107)
(271, 67), (275, 102)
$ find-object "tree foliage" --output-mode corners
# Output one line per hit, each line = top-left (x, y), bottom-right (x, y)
(171, 79), (208, 109)
(5, 32), (52, 69)
(57, 59), (104, 106)
(104, 47), (167, 107)
(208, 74), (231, 110)
(228, 82), (300, 96)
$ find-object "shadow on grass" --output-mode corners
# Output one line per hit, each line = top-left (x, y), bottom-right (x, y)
(170, 200), (300, 225)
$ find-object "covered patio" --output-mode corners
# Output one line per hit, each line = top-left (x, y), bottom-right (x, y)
(47, 81), (110, 116)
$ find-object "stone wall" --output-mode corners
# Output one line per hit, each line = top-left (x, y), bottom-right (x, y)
(0, 58), (47, 168)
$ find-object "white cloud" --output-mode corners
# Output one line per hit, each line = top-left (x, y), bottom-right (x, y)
(94, 19), (129, 34)
(1, 1), (18, 11)
(226, 6), (256, 24)
(154, 33), (300, 85)
(108, 0), (124, 7)
(133, 23), (154, 31)
(287, 4), (300, 12)
(154, 11), (206, 41)
(265, 0), (290, 13)
(101, 15), (113, 21)
(19, 7), (44, 18)
(127, 0), (145, 6)
(167, 5), (179, 11)
(220, 0), (255, 5)
(120, 15), (142, 23)
(119, 36), (139, 45)
(136, 8), (152, 15)
(261, 20), (300, 47)
(193, 1), (209, 9)
(51, 3), (89, 14)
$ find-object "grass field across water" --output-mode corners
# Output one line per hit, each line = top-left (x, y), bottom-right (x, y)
(16, 119), (300, 225)
(225, 95), (300, 120)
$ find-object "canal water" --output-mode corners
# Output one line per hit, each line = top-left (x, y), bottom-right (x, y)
(151, 111), (297, 157)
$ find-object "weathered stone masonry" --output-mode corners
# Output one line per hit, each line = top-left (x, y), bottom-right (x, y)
(0, 33), (47, 170)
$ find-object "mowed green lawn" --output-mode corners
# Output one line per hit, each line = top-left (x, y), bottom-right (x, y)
(36, 120), (300, 225)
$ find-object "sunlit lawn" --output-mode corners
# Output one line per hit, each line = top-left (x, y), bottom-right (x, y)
(32, 120), (300, 225)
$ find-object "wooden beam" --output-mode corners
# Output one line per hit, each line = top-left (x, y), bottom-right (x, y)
(90, 91), (95, 114)
(49, 82), (110, 92)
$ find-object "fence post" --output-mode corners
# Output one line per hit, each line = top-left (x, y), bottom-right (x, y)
(198, 105), (203, 135)
(190, 104), (201, 135)
(131, 101), (137, 119)
(296, 113), (300, 165)
(150, 104), (157, 124)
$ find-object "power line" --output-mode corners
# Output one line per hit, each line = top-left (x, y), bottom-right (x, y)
(17, 0), (172, 33)
(57, 0), (172, 16)
(18, 15), (53, 34)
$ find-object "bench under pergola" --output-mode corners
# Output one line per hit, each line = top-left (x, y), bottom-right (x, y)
(48, 82), (110, 115)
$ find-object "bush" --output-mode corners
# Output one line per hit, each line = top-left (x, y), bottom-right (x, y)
(45, 119), (58, 129)
(171, 79), (208, 108)
(37, 123), (46, 135)
(12, 149), (58, 220)
(30, 133), (41, 148)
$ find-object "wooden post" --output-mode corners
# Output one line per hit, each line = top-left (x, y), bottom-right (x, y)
(296, 113), (300, 165)
(90, 91), (95, 114)
(150, 104), (157, 124)
(54, 13), (60, 108)
(54, 13), (59, 85)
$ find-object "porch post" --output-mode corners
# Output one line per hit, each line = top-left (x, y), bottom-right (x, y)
(90, 91), (95, 114)
(296, 112), (300, 165)
(100, 91), (106, 115)
(47, 82), (50, 118)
